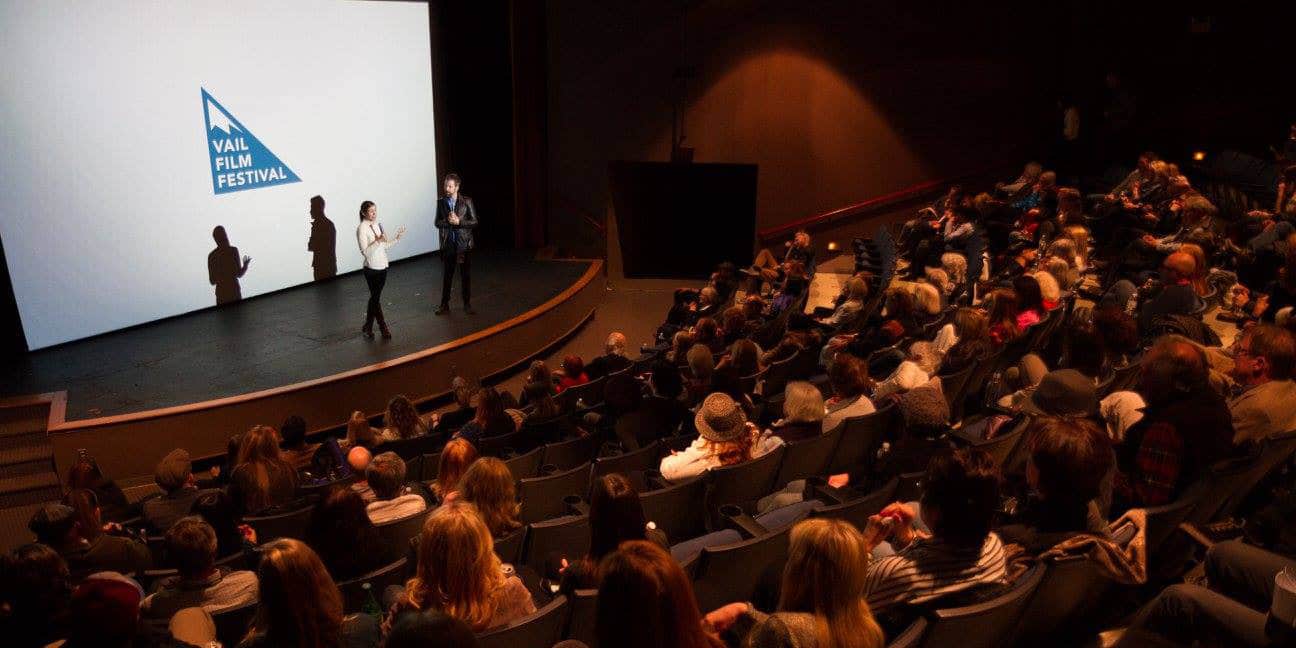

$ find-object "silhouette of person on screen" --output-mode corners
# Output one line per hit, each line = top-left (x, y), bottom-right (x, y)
(209, 225), (251, 305)
(307, 195), (337, 281)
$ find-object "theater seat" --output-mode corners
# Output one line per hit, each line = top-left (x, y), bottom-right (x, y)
(477, 595), (569, 648)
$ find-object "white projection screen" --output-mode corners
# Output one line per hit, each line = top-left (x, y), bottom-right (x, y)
(0, 0), (438, 349)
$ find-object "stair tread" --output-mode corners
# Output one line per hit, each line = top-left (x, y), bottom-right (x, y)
(0, 472), (60, 494)
(0, 444), (54, 466)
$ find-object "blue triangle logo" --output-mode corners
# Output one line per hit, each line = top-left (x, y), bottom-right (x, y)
(201, 88), (301, 195)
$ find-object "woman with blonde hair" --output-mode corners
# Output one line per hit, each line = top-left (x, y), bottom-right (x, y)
(229, 425), (297, 514)
(705, 518), (884, 648)
(240, 538), (378, 648)
(431, 438), (478, 503)
(380, 395), (427, 441)
(1063, 224), (1090, 269)
(343, 411), (381, 450)
(1031, 270), (1061, 309)
(387, 503), (535, 632)
(819, 276), (869, 327)
(457, 458), (522, 539)
(912, 281), (943, 318)
(940, 252), (968, 288)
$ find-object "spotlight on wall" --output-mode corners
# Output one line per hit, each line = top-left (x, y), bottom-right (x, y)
(1192, 151), (1206, 161)
(827, 241), (839, 251)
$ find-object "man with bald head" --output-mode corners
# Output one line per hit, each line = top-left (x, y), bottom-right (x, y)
(1136, 251), (1203, 333)
(1115, 336), (1237, 509)
(585, 331), (632, 380)
(347, 446), (376, 502)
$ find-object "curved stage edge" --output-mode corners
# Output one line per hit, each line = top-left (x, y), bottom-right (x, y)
(41, 260), (605, 480)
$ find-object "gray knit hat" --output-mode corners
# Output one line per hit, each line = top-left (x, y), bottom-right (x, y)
(695, 393), (748, 443)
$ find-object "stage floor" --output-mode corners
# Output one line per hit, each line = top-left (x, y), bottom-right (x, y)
(1, 251), (593, 419)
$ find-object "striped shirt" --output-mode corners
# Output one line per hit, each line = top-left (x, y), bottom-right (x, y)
(863, 532), (1008, 613)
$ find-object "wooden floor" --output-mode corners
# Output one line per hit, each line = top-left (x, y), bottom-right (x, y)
(1, 250), (592, 420)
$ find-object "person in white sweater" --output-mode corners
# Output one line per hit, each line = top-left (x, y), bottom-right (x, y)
(659, 393), (782, 483)
(356, 201), (405, 339)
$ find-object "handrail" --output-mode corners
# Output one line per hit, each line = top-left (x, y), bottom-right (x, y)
(757, 174), (976, 243)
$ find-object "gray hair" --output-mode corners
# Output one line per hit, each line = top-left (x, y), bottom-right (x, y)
(605, 331), (627, 356)
(686, 343), (714, 381)
(908, 341), (941, 376)
(940, 253), (968, 286)
(783, 381), (826, 423)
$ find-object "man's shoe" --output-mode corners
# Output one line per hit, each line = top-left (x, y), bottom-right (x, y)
(435, 304), (450, 315)
(463, 304), (476, 315)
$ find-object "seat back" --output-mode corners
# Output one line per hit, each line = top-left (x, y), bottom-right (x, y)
(494, 526), (527, 565)
(542, 435), (600, 472)
(939, 364), (976, 417)
(691, 527), (792, 613)
(503, 446), (545, 480)
(375, 508), (431, 551)
(828, 404), (901, 474)
(970, 419), (1028, 470)
(917, 565), (1045, 648)
(760, 354), (798, 397)
(1218, 432), (1296, 519)
(478, 431), (524, 458)
(518, 462), (592, 523)
(640, 476), (709, 542)
(212, 601), (258, 647)
(419, 452), (441, 481)
(336, 557), (409, 613)
(519, 415), (573, 450)
(382, 435), (442, 461)
(809, 477), (900, 531)
(244, 503), (315, 542)
(1139, 487), (1203, 557)
(565, 588), (599, 647)
(705, 445), (788, 525)
(559, 377), (607, 411)
(1008, 555), (1115, 645)
(521, 515), (590, 574)
(1098, 359), (1142, 397)
(591, 441), (662, 484)
(476, 595), (569, 648)
(774, 425), (843, 487)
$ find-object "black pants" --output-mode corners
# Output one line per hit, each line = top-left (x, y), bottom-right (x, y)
(441, 249), (470, 307)
(364, 267), (387, 329)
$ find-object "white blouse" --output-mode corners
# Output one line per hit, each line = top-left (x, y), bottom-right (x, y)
(357, 220), (397, 270)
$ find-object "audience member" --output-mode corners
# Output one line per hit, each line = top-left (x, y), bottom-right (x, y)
(278, 414), (321, 471)
(559, 473), (667, 594)
(0, 543), (71, 648)
(306, 487), (399, 582)
(822, 353), (876, 431)
(861, 449), (1007, 616)
(769, 381), (827, 443)
(458, 458), (523, 540)
(239, 538), (380, 648)
(145, 448), (220, 532)
(595, 540), (725, 648)
(347, 446), (376, 501)
(387, 503), (535, 632)
(60, 573), (146, 648)
(343, 411), (381, 450)
(453, 387), (515, 446)
(706, 518), (885, 648)
(557, 355), (591, 391)
(380, 395), (428, 442)
(660, 393), (782, 482)
(685, 343), (717, 404)
(228, 424), (299, 515)
(141, 516), (259, 619)
(364, 452), (426, 525)
(1115, 337), (1237, 509)
(586, 331), (633, 380)
(190, 489), (255, 559)
(1228, 323), (1296, 443)
(65, 457), (132, 523)
(435, 376), (480, 434)
(28, 500), (150, 578)
(997, 417), (1114, 553)
(384, 610), (479, 648)
(937, 307), (991, 374)
(432, 438), (479, 504)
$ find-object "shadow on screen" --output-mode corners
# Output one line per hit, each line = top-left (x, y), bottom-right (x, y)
(308, 195), (337, 281)
(209, 225), (251, 306)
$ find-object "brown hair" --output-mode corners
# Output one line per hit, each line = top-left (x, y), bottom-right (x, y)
(249, 538), (343, 648)
(953, 307), (989, 343)
(1025, 417), (1113, 505)
(434, 438), (479, 500)
(1241, 324), (1296, 380)
(404, 503), (506, 631)
(385, 395), (426, 440)
(236, 425), (295, 512)
(596, 540), (724, 648)
(1177, 243), (1210, 297)
(828, 353), (870, 398)
(345, 411), (379, 448)
(63, 489), (102, 542)
(458, 458), (522, 538)
(987, 289), (1021, 341)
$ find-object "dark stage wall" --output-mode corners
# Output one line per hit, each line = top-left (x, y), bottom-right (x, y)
(542, 1), (1057, 255)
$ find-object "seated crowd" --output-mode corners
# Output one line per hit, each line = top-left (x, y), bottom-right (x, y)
(7, 152), (1296, 648)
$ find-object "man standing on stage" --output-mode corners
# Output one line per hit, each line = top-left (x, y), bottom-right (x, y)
(435, 173), (478, 315)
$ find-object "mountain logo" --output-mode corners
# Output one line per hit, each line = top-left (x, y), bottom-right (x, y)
(201, 88), (300, 195)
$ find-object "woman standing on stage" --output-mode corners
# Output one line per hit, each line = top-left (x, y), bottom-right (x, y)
(357, 200), (405, 339)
